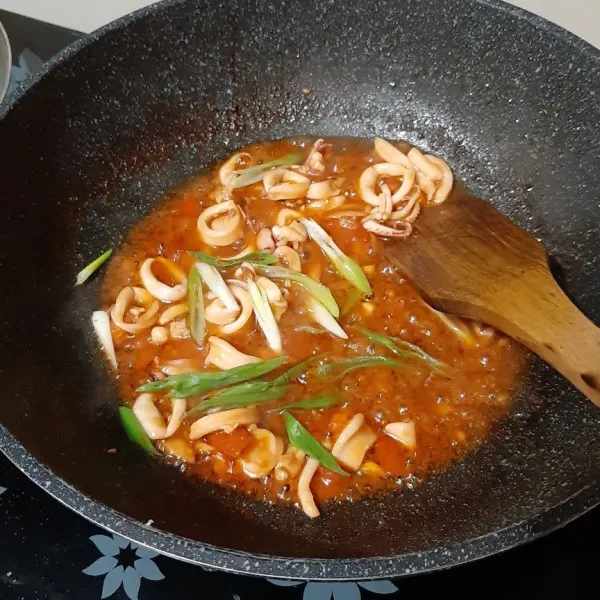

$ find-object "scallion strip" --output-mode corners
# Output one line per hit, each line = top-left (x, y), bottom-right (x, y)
(256, 264), (339, 318)
(228, 153), (302, 189)
(360, 328), (448, 373)
(282, 411), (347, 476)
(272, 354), (328, 385)
(190, 383), (290, 415)
(137, 356), (287, 396)
(247, 279), (282, 352)
(341, 288), (362, 316)
(188, 264), (206, 346)
(301, 218), (372, 295)
(194, 262), (238, 311)
(317, 355), (406, 379)
(119, 407), (158, 455)
(189, 251), (277, 269)
(277, 393), (343, 412)
(75, 249), (113, 285)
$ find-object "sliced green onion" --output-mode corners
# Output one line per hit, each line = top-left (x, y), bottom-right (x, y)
(247, 279), (282, 352)
(256, 264), (339, 318)
(194, 262), (238, 311)
(91, 310), (117, 369)
(207, 380), (274, 399)
(341, 288), (362, 316)
(188, 264), (206, 346)
(228, 153), (302, 189)
(189, 251), (277, 269)
(301, 218), (372, 295)
(282, 411), (347, 476)
(306, 296), (347, 339)
(190, 383), (290, 414)
(360, 328), (448, 373)
(75, 249), (112, 285)
(272, 354), (328, 385)
(137, 356), (287, 396)
(317, 355), (406, 379)
(119, 407), (159, 455)
(277, 393), (344, 412)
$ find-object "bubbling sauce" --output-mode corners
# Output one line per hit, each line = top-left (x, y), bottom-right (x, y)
(100, 137), (526, 518)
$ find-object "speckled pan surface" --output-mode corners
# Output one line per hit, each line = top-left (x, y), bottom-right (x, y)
(0, 0), (599, 581)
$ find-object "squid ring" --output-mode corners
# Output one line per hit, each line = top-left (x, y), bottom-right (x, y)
(263, 168), (310, 201)
(140, 257), (187, 302)
(197, 200), (244, 247)
(111, 286), (160, 333)
(359, 162), (415, 207)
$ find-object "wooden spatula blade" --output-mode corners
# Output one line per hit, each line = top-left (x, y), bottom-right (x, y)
(382, 194), (546, 318)
(382, 193), (600, 406)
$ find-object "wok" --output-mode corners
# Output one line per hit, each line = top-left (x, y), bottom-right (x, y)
(0, 0), (599, 581)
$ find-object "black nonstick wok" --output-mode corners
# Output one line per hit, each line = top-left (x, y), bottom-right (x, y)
(1, 0), (599, 581)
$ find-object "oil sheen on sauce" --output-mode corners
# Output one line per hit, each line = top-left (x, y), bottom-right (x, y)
(102, 137), (527, 511)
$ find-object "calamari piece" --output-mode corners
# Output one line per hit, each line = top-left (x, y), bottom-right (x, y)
(111, 286), (160, 333)
(303, 138), (329, 175)
(205, 297), (239, 326)
(274, 446), (305, 482)
(276, 208), (303, 226)
(197, 200), (244, 246)
(298, 457), (320, 518)
(263, 168), (310, 201)
(169, 319), (190, 339)
(205, 336), (260, 370)
(158, 303), (189, 325)
(140, 257), (187, 302)
(373, 137), (412, 167)
(132, 393), (186, 440)
(407, 147), (443, 182)
(219, 286), (253, 335)
(272, 221), (308, 248)
(331, 414), (377, 471)
(273, 246), (301, 272)
(158, 358), (203, 376)
(426, 155), (453, 204)
(189, 407), (260, 440)
(363, 219), (413, 239)
(306, 178), (343, 201)
(240, 428), (284, 479)
(384, 421), (417, 450)
(257, 227), (276, 251)
(219, 152), (252, 187)
(359, 162), (415, 207)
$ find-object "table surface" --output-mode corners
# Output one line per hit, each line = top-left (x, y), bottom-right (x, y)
(0, 0), (599, 49)
(1, 2), (600, 599)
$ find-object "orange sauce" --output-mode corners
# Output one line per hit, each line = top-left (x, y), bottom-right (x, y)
(102, 137), (527, 511)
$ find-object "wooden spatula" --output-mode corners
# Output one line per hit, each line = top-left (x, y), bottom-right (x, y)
(382, 192), (600, 407)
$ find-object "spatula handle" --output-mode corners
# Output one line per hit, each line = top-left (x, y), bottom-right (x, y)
(499, 270), (600, 407)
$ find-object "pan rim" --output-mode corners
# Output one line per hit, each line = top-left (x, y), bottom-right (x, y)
(3, 423), (600, 580)
(1, 0), (599, 580)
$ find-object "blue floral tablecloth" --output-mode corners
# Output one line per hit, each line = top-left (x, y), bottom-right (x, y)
(1, 9), (600, 600)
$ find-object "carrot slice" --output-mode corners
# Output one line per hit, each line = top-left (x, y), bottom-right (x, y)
(205, 428), (252, 458)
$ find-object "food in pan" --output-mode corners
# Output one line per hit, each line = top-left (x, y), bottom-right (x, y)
(86, 137), (526, 518)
